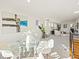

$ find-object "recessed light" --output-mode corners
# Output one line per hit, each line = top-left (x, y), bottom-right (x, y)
(27, 0), (31, 3)
(74, 11), (79, 14)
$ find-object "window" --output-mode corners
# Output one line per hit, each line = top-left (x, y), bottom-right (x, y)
(63, 24), (67, 28)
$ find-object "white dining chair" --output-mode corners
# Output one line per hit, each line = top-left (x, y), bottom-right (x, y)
(50, 52), (60, 59)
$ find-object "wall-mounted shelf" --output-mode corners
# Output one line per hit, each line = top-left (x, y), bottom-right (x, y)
(2, 18), (16, 21)
(2, 14), (20, 32)
(2, 24), (18, 27)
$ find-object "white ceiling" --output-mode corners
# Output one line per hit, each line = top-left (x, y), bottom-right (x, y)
(0, 0), (79, 21)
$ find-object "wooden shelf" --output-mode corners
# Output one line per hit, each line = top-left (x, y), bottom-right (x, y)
(2, 18), (16, 21)
(2, 24), (18, 27)
(2, 14), (20, 32)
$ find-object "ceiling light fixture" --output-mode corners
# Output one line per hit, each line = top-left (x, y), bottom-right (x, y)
(74, 11), (79, 14)
(27, 0), (31, 3)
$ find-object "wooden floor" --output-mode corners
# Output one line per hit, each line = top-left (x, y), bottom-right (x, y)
(73, 40), (79, 59)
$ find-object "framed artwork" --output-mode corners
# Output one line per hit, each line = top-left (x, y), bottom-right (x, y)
(20, 21), (28, 27)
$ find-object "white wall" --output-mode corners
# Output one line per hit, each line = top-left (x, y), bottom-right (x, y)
(0, 11), (61, 49)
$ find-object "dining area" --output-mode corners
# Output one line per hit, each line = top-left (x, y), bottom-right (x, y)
(0, 31), (70, 59)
